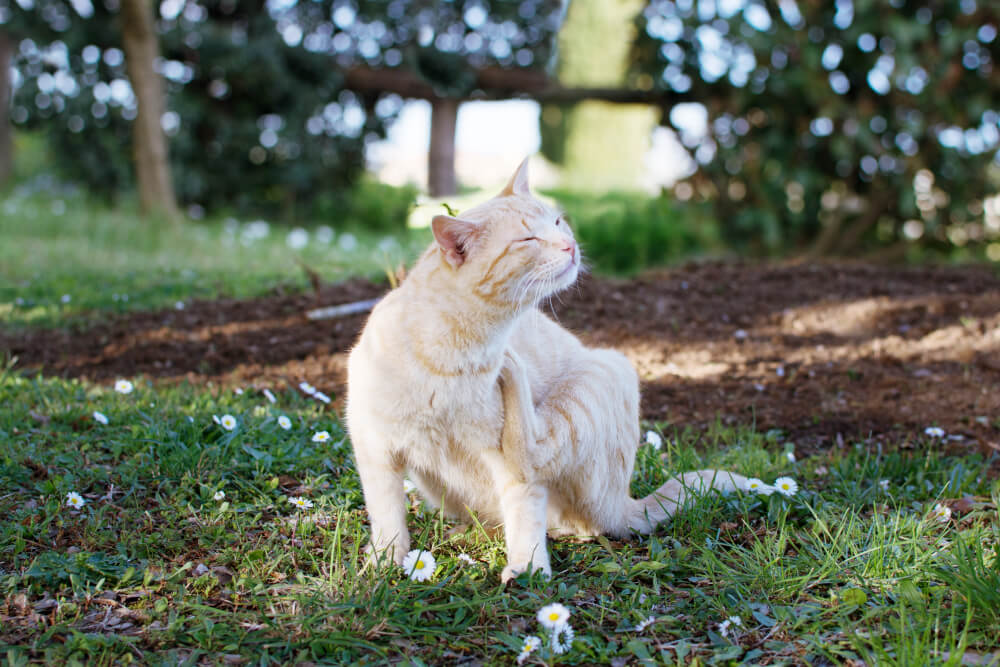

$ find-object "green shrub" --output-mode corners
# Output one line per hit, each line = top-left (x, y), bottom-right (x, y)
(335, 178), (419, 233)
(548, 189), (721, 274)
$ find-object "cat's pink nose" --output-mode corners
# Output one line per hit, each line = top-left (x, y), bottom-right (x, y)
(562, 239), (577, 262)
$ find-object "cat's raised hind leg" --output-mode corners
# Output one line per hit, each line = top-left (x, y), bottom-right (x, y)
(493, 351), (551, 582)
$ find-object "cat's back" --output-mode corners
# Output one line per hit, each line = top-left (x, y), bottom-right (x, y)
(509, 308), (637, 392)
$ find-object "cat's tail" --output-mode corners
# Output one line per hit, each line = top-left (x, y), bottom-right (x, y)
(625, 470), (749, 534)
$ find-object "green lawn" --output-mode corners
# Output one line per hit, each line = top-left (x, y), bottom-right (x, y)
(1, 370), (997, 665)
(0, 188), (430, 330)
(0, 180), (727, 331)
(3, 178), (999, 664)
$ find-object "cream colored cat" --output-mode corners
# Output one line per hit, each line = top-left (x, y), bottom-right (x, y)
(346, 159), (747, 581)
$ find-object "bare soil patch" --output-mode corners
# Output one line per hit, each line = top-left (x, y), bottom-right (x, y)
(4, 261), (999, 453)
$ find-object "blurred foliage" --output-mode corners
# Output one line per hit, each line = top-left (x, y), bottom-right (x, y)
(632, 0), (1000, 256)
(540, 0), (656, 190)
(550, 189), (720, 274)
(1, 0), (560, 219)
(313, 176), (418, 233)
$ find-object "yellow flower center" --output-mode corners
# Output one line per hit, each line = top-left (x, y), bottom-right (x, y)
(415, 560), (424, 570)
(549, 612), (560, 621)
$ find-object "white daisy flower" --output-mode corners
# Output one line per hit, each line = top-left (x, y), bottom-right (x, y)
(635, 616), (656, 632)
(879, 479), (890, 492)
(786, 451), (796, 463)
(925, 426), (946, 438)
(312, 430), (331, 443)
(551, 623), (575, 655)
(288, 496), (313, 510)
(174, 301), (185, 310)
(773, 476), (798, 497)
(277, 415), (292, 430)
(286, 228), (309, 249)
(263, 389), (277, 404)
(403, 479), (417, 494)
(219, 414), (237, 431)
(537, 603), (571, 630)
(743, 478), (775, 496)
(931, 503), (951, 523)
(114, 379), (134, 394)
(92, 411), (109, 425)
(516, 636), (541, 665)
(314, 391), (332, 404)
(298, 381), (317, 396)
(645, 430), (663, 449)
(718, 615), (743, 637)
(66, 491), (86, 509)
(457, 553), (476, 565)
(213, 490), (225, 501)
(402, 549), (436, 582)
(234, 387), (244, 395)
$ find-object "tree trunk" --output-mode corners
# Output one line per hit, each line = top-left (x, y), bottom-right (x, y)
(428, 97), (458, 197)
(120, 0), (179, 220)
(0, 30), (13, 189)
(540, 0), (656, 190)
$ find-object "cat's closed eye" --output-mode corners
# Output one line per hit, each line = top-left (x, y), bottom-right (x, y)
(517, 236), (540, 243)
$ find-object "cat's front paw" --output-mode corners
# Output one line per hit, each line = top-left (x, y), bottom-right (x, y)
(501, 561), (552, 584)
(364, 540), (407, 569)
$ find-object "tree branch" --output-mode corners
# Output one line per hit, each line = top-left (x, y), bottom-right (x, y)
(342, 66), (693, 105)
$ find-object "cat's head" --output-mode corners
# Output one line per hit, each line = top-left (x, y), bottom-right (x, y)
(430, 158), (580, 308)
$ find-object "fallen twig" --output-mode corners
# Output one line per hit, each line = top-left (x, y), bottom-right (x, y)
(306, 298), (382, 321)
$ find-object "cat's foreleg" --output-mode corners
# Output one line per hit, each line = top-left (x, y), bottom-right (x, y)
(354, 436), (410, 567)
(481, 449), (552, 582)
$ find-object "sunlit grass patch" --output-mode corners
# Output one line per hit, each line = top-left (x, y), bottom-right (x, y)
(1, 189), (431, 329)
(0, 369), (997, 664)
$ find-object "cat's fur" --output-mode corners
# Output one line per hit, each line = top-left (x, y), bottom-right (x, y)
(346, 159), (747, 581)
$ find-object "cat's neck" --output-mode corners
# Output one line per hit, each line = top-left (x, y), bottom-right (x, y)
(403, 253), (524, 368)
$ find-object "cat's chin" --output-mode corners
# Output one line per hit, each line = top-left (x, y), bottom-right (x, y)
(552, 256), (580, 289)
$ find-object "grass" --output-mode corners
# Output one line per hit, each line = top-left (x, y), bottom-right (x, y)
(1, 368), (997, 665)
(0, 185), (431, 330)
(2, 165), (725, 332)
(4, 144), (999, 663)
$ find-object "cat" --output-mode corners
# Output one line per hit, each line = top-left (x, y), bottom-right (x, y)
(345, 159), (748, 581)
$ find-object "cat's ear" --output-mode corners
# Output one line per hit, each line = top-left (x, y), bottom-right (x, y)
(432, 215), (480, 269)
(500, 156), (531, 197)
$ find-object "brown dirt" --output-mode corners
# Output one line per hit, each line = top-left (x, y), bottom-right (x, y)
(3, 261), (1000, 453)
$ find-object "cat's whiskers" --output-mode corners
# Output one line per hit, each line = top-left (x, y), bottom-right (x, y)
(512, 266), (547, 308)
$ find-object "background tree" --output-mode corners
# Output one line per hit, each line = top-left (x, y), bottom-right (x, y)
(541, 0), (656, 191)
(120, 0), (179, 219)
(0, 28), (12, 188)
(5, 0), (563, 211)
(290, 0), (563, 197)
(5, 0), (364, 216)
(633, 0), (1000, 254)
